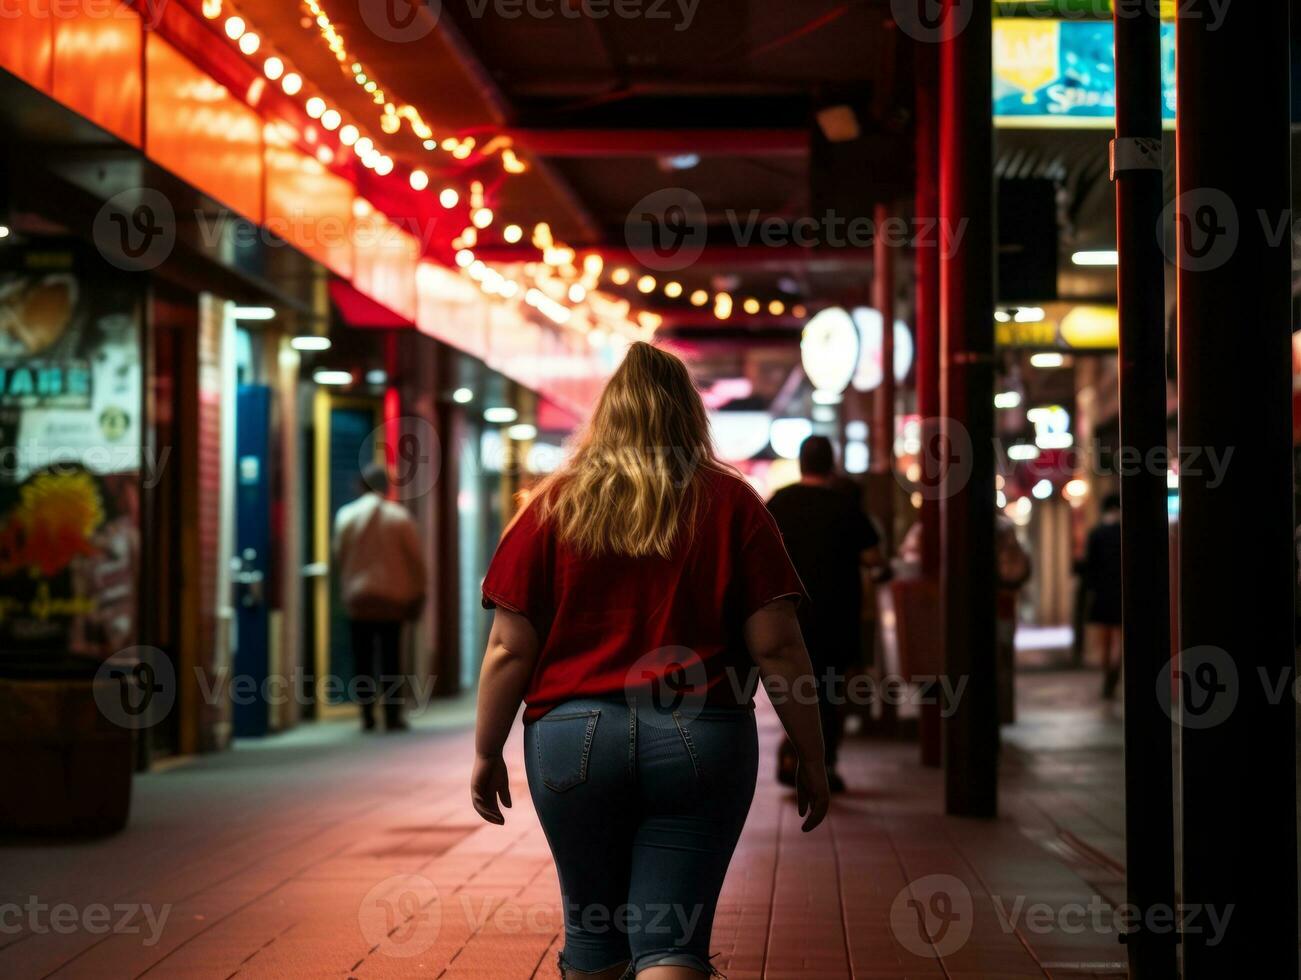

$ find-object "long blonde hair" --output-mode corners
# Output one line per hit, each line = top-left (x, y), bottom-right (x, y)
(533, 341), (728, 559)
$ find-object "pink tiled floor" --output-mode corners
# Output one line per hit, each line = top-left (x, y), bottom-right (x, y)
(1, 671), (1131, 978)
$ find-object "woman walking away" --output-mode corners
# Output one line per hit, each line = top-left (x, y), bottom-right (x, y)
(471, 341), (831, 980)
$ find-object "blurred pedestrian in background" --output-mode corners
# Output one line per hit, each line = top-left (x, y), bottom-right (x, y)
(332, 462), (426, 731)
(995, 510), (1032, 724)
(767, 435), (886, 793)
(1082, 492), (1123, 699)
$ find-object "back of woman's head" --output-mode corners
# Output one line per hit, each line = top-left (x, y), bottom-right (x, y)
(536, 341), (725, 558)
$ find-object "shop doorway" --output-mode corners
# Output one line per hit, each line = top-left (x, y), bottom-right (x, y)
(311, 391), (382, 717)
(231, 382), (272, 737)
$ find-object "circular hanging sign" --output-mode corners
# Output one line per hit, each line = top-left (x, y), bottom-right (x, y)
(800, 307), (859, 395)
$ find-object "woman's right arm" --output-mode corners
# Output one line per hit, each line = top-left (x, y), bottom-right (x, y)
(744, 600), (831, 832)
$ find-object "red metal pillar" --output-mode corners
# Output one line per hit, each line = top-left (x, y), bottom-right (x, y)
(914, 38), (943, 769)
(872, 202), (897, 554)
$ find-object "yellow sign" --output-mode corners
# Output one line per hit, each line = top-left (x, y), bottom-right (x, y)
(993, 20), (1061, 105)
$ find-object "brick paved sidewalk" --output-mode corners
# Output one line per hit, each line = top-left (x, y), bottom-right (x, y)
(1, 673), (1130, 979)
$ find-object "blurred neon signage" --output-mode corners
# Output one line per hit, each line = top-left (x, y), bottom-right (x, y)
(994, 19), (1176, 128)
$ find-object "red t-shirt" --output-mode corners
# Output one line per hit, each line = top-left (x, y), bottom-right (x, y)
(481, 468), (806, 722)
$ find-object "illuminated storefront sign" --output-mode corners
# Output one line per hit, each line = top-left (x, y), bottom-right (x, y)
(850, 307), (914, 392)
(994, 19), (1176, 128)
(800, 307), (859, 395)
(995, 304), (1118, 349)
(0, 248), (142, 659)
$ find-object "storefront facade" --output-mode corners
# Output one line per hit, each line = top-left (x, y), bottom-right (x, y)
(0, 3), (614, 760)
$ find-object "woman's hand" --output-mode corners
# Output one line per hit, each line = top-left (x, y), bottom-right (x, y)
(471, 753), (512, 825)
(795, 757), (831, 832)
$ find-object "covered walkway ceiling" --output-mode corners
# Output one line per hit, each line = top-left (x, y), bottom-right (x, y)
(234, 0), (916, 343)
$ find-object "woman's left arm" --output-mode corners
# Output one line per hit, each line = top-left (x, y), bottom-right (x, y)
(471, 608), (539, 824)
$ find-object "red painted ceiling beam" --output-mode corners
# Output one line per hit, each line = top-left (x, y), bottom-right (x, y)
(505, 128), (809, 157)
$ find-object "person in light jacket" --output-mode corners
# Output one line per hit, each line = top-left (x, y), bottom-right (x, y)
(332, 462), (426, 731)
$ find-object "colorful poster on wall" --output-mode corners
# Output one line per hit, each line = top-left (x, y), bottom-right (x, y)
(0, 246), (142, 660)
(993, 19), (1176, 127)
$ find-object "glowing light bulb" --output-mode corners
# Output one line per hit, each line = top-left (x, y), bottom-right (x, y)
(280, 72), (302, 95)
(374, 156), (394, 176)
(743, 297), (760, 314)
(439, 187), (459, 209)
(502, 224), (523, 244)
(339, 124), (359, 146)
(224, 16), (245, 39)
(636, 275), (656, 294)
(238, 32), (260, 55)
(611, 267), (631, 286)
(305, 97), (326, 119)
(354, 137), (373, 156)
(664, 281), (683, 298)
(455, 249), (475, 268)
(768, 299), (785, 315)
(409, 169), (428, 191)
(320, 109), (341, 131)
(690, 289), (708, 306)
(262, 57), (284, 80)
(471, 208), (493, 229)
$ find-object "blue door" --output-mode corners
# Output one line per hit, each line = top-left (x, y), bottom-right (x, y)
(233, 384), (272, 737)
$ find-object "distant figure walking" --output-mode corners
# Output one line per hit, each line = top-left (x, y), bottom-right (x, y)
(472, 342), (829, 980)
(1083, 493), (1123, 699)
(332, 462), (426, 731)
(766, 435), (884, 793)
(995, 510), (1032, 723)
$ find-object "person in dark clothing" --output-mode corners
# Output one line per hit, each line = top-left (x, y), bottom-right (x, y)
(767, 435), (884, 792)
(1083, 492), (1123, 699)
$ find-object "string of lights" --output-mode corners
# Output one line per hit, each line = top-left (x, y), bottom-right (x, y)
(200, 0), (802, 342)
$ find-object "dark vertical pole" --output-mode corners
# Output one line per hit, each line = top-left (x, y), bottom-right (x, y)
(1111, 5), (1177, 977)
(1177, 2), (1297, 976)
(914, 44), (943, 768)
(939, 0), (997, 817)
(873, 201), (897, 555)
(916, 48), (942, 582)
(432, 344), (462, 696)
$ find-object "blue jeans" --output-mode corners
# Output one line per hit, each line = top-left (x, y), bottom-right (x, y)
(524, 698), (759, 976)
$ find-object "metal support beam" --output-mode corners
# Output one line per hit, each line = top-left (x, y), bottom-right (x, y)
(872, 201), (897, 555)
(1111, 4), (1177, 975)
(1176, 1), (1297, 974)
(913, 39), (943, 770)
(939, 0), (998, 817)
(505, 128), (809, 157)
(915, 47), (941, 584)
